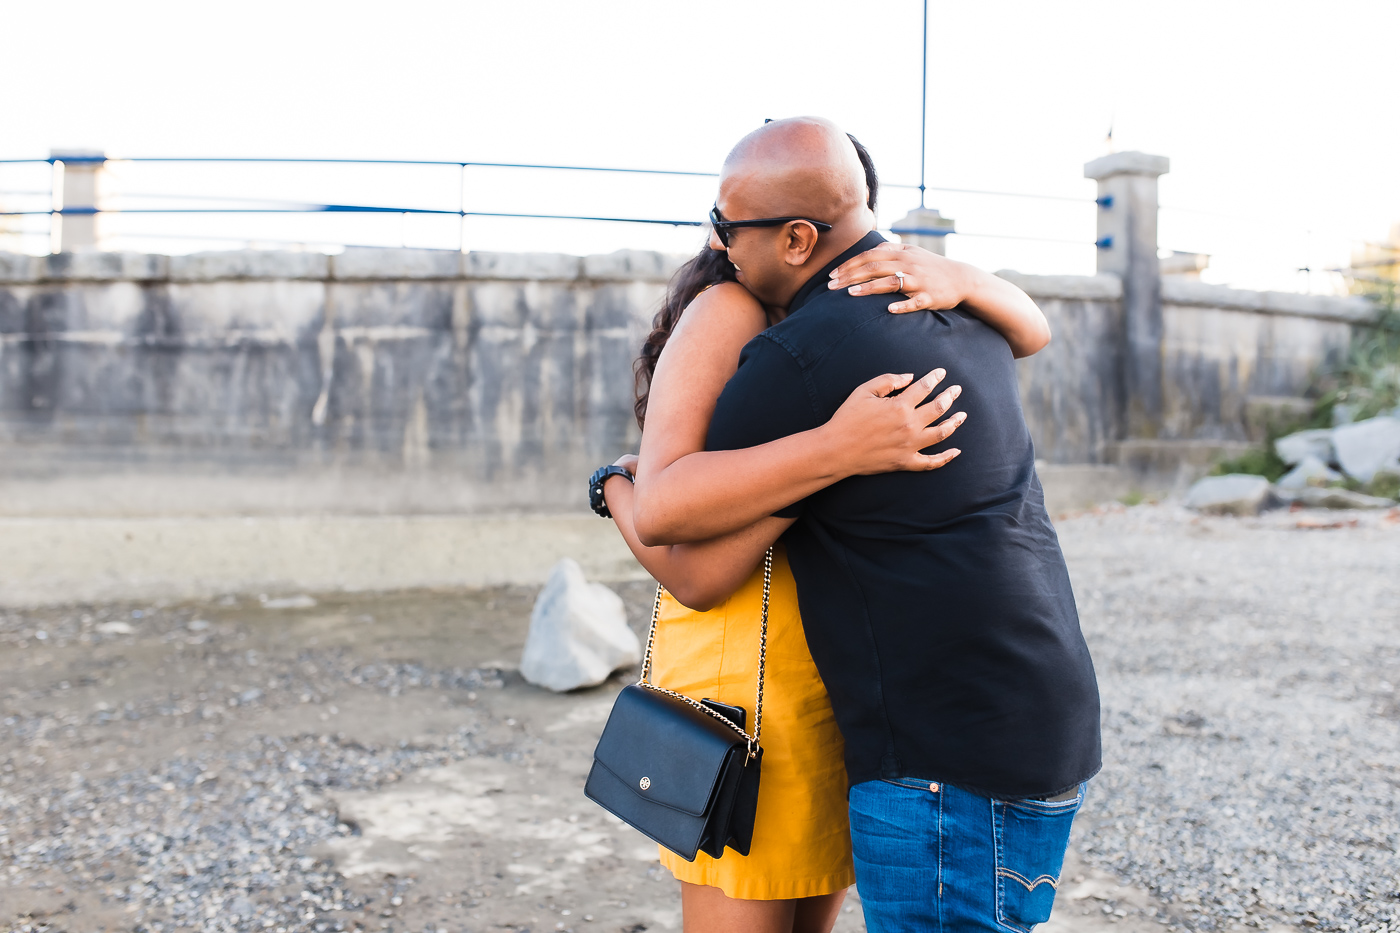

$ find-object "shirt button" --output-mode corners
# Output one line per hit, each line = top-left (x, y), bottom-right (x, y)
(928, 782), (940, 793)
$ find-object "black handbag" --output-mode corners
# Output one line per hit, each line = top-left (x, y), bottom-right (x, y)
(584, 550), (771, 862)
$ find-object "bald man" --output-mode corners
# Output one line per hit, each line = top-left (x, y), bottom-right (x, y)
(701, 118), (1101, 931)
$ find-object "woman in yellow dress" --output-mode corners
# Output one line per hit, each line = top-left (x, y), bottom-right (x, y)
(596, 142), (1051, 933)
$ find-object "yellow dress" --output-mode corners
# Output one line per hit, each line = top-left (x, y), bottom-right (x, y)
(651, 546), (854, 900)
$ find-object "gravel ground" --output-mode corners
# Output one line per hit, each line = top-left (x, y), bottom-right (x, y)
(1059, 504), (1400, 932)
(1, 504), (1397, 933)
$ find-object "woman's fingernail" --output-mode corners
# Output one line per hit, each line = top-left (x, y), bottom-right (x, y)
(849, 285), (863, 294)
(951, 385), (962, 397)
(933, 368), (946, 380)
(828, 279), (840, 289)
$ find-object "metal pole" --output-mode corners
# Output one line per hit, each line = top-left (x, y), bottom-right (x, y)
(50, 160), (61, 254)
(458, 163), (467, 252)
(920, 0), (928, 208)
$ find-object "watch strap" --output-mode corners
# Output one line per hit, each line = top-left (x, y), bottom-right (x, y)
(588, 464), (634, 518)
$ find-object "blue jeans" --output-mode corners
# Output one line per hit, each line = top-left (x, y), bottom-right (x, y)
(848, 778), (1084, 932)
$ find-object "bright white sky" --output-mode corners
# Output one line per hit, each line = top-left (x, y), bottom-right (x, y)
(2, 0), (1396, 293)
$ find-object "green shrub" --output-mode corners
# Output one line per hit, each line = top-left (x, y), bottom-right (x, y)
(1369, 471), (1400, 501)
(1211, 445), (1290, 482)
(1312, 283), (1400, 426)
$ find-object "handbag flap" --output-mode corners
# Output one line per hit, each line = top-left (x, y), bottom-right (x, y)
(593, 684), (745, 817)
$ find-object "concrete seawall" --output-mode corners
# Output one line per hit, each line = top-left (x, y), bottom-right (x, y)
(1, 248), (679, 513)
(0, 247), (1375, 605)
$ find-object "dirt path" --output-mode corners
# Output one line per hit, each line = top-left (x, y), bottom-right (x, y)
(3, 504), (1396, 932)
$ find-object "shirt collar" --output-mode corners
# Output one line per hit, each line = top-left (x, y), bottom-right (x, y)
(785, 230), (888, 317)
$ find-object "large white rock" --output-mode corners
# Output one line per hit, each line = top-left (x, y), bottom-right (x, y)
(1332, 416), (1400, 483)
(1274, 428), (1334, 466)
(1184, 474), (1276, 516)
(1276, 454), (1343, 491)
(520, 559), (641, 692)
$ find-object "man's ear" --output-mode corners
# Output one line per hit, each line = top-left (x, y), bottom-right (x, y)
(780, 221), (822, 266)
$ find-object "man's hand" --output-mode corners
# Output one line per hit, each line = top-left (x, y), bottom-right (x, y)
(601, 453), (639, 515)
(827, 242), (973, 314)
(824, 369), (965, 476)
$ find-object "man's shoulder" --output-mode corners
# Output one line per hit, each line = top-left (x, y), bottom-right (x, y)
(768, 288), (893, 365)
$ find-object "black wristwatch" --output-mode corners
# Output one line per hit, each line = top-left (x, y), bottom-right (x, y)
(588, 464), (634, 518)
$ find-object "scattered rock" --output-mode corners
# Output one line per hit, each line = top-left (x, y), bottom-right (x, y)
(1331, 416), (1400, 483)
(1288, 486), (1397, 510)
(187, 619), (211, 632)
(1184, 474), (1276, 516)
(94, 621), (134, 635)
(1276, 455), (1343, 490)
(1274, 428), (1334, 466)
(262, 595), (317, 610)
(519, 559), (640, 692)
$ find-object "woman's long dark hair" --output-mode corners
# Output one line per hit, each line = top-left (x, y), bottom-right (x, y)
(633, 134), (879, 429)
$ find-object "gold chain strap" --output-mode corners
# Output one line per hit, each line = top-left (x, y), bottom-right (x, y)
(637, 548), (772, 759)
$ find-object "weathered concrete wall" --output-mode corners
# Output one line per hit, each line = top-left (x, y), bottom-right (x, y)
(0, 248), (679, 512)
(0, 248), (1376, 495)
(0, 248), (1380, 607)
(1006, 271), (1369, 464)
(1005, 274), (1125, 465)
(1157, 278), (1361, 442)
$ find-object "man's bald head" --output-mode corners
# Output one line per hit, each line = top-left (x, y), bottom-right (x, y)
(721, 117), (869, 224)
(710, 117), (877, 308)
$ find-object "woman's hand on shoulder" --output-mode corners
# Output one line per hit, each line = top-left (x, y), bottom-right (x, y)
(827, 242), (971, 314)
(827, 242), (1051, 358)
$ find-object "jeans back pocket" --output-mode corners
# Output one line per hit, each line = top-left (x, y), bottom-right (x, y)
(992, 789), (1082, 932)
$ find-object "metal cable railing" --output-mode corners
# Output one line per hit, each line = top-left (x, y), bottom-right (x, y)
(0, 154), (1104, 251)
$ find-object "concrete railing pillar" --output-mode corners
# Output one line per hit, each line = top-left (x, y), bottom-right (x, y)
(1084, 151), (1169, 438)
(891, 206), (955, 256)
(51, 150), (106, 252)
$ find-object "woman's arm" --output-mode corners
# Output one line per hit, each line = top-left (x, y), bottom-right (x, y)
(602, 457), (790, 611)
(827, 242), (1051, 358)
(631, 282), (966, 547)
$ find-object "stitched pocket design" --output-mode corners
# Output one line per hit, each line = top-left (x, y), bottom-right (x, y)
(992, 790), (1082, 932)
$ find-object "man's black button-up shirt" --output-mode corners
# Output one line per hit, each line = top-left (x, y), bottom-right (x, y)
(706, 231), (1101, 798)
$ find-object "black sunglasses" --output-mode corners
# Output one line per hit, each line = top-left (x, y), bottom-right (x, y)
(709, 204), (833, 246)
